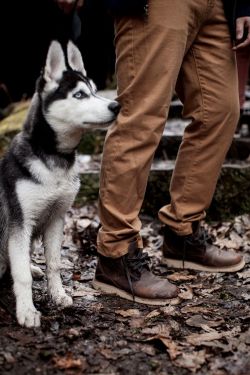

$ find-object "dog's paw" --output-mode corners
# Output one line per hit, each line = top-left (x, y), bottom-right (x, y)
(16, 305), (41, 328)
(30, 264), (44, 279)
(51, 290), (73, 308)
(56, 294), (73, 308)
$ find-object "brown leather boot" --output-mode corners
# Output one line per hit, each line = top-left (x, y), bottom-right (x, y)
(93, 242), (179, 306)
(162, 223), (245, 272)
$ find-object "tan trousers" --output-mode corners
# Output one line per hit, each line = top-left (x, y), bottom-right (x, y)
(97, 0), (239, 257)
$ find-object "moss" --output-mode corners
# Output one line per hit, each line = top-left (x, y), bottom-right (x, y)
(143, 165), (250, 221)
(73, 164), (250, 222)
(210, 165), (250, 220)
(78, 131), (105, 155)
(0, 101), (29, 135)
(74, 173), (100, 207)
(0, 101), (30, 156)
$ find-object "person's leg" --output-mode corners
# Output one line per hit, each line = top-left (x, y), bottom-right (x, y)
(97, 0), (206, 258)
(235, 46), (250, 135)
(94, 0), (220, 304)
(160, 0), (244, 271)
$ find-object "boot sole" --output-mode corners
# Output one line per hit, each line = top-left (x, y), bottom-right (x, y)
(92, 279), (179, 306)
(161, 257), (246, 273)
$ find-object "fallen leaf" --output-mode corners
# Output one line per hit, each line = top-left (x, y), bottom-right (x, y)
(140, 344), (156, 356)
(168, 272), (197, 282)
(185, 327), (241, 346)
(229, 231), (243, 249)
(53, 353), (87, 370)
(168, 318), (180, 332)
(72, 285), (100, 298)
(3, 352), (15, 364)
(181, 306), (213, 314)
(77, 218), (92, 230)
(115, 309), (141, 318)
(159, 337), (182, 360)
(186, 331), (223, 345)
(98, 348), (117, 360)
(145, 335), (181, 360)
(61, 258), (74, 269)
(241, 214), (250, 227)
(145, 310), (161, 320)
(142, 324), (170, 336)
(185, 315), (224, 329)
(129, 317), (145, 328)
(175, 350), (207, 372)
(160, 306), (180, 317)
(241, 292), (250, 300)
(215, 238), (240, 250)
(237, 269), (250, 279)
(179, 286), (193, 300)
(224, 326), (241, 338)
(67, 328), (81, 338)
(189, 283), (204, 289)
(199, 325), (218, 333)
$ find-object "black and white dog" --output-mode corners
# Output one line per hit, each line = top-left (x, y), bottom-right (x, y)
(0, 41), (119, 327)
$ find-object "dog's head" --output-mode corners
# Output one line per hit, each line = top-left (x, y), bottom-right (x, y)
(37, 41), (120, 131)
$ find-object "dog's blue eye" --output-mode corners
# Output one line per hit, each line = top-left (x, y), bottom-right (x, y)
(73, 90), (86, 99)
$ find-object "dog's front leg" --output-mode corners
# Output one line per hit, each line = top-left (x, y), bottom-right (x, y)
(44, 217), (73, 308)
(9, 227), (41, 327)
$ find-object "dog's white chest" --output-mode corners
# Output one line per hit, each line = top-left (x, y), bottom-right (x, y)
(16, 159), (80, 223)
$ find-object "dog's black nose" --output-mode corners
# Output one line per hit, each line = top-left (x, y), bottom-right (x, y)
(108, 101), (121, 115)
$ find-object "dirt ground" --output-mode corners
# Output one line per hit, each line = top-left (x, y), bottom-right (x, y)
(0, 204), (249, 375)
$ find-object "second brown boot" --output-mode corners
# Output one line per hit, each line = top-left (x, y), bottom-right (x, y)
(162, 223), (245, 272)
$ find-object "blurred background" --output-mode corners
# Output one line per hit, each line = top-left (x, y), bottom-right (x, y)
(0, 0), (115, 110)
(0, 0), (250, 137)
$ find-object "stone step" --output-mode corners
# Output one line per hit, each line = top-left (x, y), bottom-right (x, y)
(78, 121), (250, 161)
(79, 90), (250, 159)
(75, 155), (250, 221)
(155, 125), (250, 160)
(1, 93), (250, 160)
(80, 90), (250, 160)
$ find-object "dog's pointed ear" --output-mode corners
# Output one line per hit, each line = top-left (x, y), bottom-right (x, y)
(44, 41), (66, 82)
(67, 41), (86, 76)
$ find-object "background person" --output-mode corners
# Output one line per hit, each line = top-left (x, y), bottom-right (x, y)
(236, 45), (250, 136)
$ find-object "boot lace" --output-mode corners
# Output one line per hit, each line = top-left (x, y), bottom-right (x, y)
(182, 228), (212, 268)
(122, 249), (150, 301)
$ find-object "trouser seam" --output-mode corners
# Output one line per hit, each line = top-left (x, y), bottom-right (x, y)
(101, 18), (135, 207)
(176, 46), (207, 216)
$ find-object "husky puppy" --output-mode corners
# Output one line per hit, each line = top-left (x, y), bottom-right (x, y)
(0, 41), (120, 327)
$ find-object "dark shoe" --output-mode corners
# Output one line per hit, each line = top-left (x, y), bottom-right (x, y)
(162, 224), (245, 272)
(93, 241), (179, 306)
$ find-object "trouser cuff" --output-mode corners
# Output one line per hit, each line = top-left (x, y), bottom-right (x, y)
(97, 233), (143, 258)
(158, 205), (206, 236)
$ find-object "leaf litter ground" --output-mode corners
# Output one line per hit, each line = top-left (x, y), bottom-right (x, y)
(0, 204), (249, 375)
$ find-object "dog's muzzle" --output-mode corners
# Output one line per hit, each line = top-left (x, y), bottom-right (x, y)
(108, 101), (121, 116)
